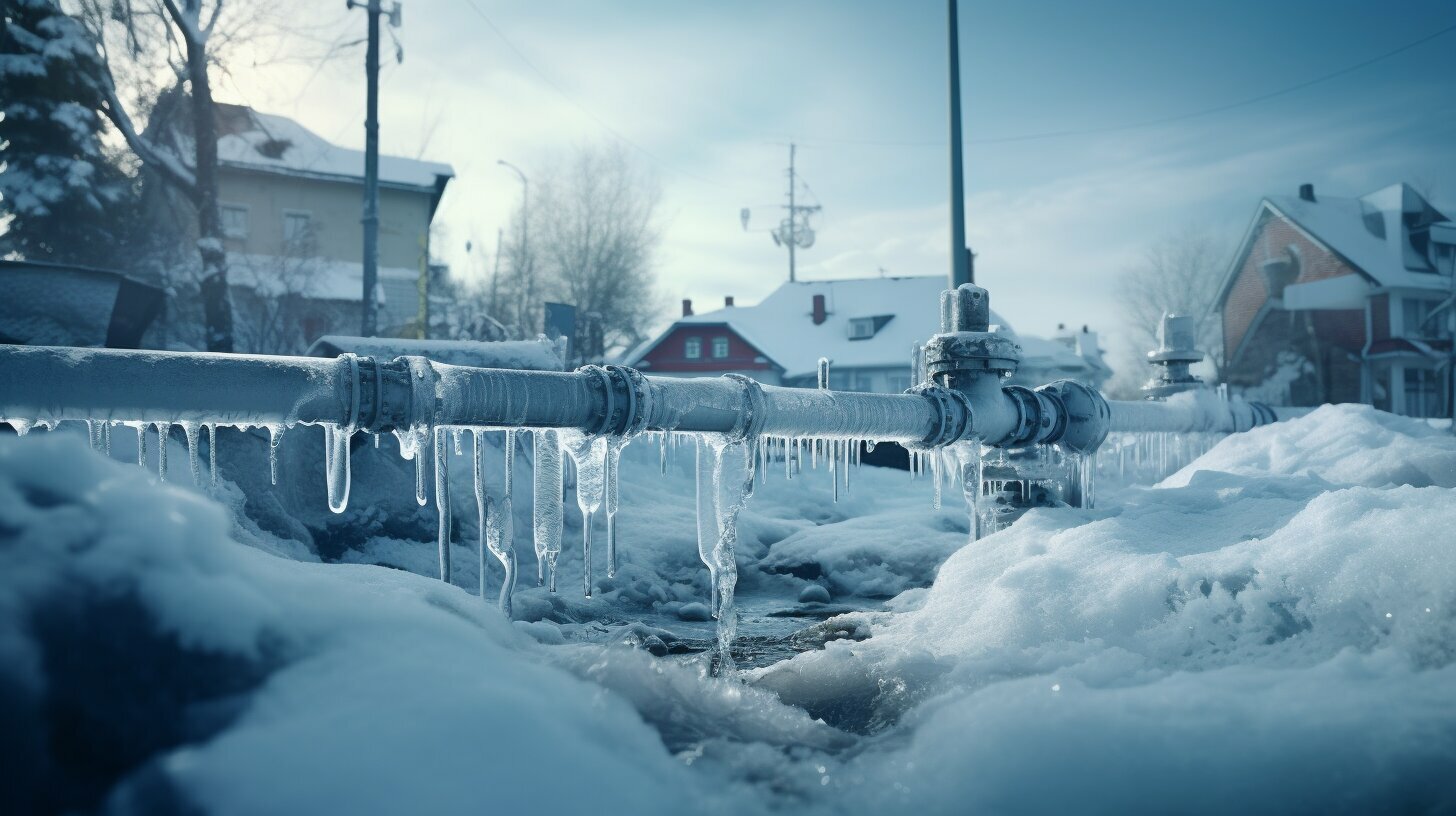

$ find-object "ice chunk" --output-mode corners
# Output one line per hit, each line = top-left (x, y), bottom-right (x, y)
(533, 429), (564, 592)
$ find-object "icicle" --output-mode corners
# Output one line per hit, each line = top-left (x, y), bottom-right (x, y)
(136, 423), (146, 468)
(323, 423), (353, 514)
(605, 438), (624, 578)
(958, 441), (984, 541)
(703, 435), (759, 675)
(695, 438), (722, 618)
(208, 425), (217, 485)
(474, 430), (489, 599)
(786, 437), (794, 480)
(659, 431), (668, 475)
(844, 438), (852, 494)
(103, 421), (112, 458)
(452, 428), (463, 456)
(491, 430), (519, 614)
(155, 423), (168, 481)
(86, 420), (101, 451)
(414, 428), (430, 506)
(830, 438), (839, 503)
(182, 422), (202, 485)
(434, 428), (451, 583)
(268, 425), (283, 485)
(931, 448), (942, 510)
(374, 432), (381, 449)
(562, 432), (608, 598)
(866, 439), (877, 453)
(532, 429), (564, 591)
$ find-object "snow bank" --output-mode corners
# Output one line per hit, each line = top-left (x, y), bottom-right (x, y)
(754, 412), (1456, 812)
(0, 433), (719, 815)
(1163, 403), (1456, 488)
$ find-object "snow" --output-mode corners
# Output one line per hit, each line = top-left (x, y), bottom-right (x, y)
(1264, 183), (1453, 291)
(307, 335), (564, 371)
(215, 106), (453, 191)
(3, 404), (1455, 813)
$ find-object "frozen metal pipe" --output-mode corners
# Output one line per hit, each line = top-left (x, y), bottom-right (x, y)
(1107, 391), (1303, 434)
(0, 344), (1303, 454)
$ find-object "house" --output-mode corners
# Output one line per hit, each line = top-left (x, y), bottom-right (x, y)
(149, 103), (454, 352)
(622, 276), (1112, 393)
(1215, 182), (1455, 418)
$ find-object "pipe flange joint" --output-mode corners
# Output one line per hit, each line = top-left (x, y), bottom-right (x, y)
(604, 364), (652, 438)
(399, 355), (440, 432)
(1002, 384), (1060, 447)
(906, 383), (973, 449)
(723, 373), (767, 442)
(923, 331), (1022, 381)
(1034, 379), (1110, 455)
(1248, 401), (1277, 427)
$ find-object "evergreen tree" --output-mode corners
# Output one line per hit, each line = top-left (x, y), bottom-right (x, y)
(0, 0), (134, 267)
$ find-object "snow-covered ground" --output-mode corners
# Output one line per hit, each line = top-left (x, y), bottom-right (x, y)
(3, 404), (1455, 813)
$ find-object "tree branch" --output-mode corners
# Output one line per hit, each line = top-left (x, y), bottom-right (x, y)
(97, 77), (198, 194)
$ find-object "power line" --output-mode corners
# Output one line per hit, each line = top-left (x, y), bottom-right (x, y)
(788, 20), (1456, 149)
(458, 0), (731, 189)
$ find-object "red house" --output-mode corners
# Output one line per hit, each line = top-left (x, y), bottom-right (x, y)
(1215, 183), (1455, 417)
(623, 276), (1112, 393)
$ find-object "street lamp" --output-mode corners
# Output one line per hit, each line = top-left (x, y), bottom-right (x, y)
(497, 159), (529, 332)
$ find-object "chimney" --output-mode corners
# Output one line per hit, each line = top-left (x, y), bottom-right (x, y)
(1298, 183), (1316, 202)
(681, 299), (693, 317)
(811, 293), (827, 325)
(724, 296), (735, 307)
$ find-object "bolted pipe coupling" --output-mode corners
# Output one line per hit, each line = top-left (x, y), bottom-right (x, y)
(905, 383), (974, 448)
(1001, 385), (1063, 447)
(1035, 379), (1111, 454)
(577, 364), (654, 436)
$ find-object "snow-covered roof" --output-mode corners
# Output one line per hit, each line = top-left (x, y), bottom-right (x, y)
(624, 276), (1105, 382)
(1257, 183), (1453, 291)
(214, 104), (453, 192)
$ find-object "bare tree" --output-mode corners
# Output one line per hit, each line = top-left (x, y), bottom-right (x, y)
(71, 0), (266, 352)
(1111, 228), (1229, 395)
(536, 143), (662, 358)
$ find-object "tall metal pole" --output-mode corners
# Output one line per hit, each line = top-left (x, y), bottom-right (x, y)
(787, 142), (797, 283)
(354, 0), (382, 336)
(947, 0), (971, 288)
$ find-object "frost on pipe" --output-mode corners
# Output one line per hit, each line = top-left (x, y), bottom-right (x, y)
(1107, 389), (1289, 434)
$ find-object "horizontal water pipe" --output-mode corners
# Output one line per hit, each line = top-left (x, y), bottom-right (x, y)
(0, 345), (1293, 452)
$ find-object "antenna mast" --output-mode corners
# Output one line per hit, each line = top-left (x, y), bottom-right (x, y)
(742, 143), (821, 282)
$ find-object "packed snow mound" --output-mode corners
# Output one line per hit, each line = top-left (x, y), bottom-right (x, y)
(0, 433), (722, 815)
(755, 414), (1456, 811)
(1163, 403), (1456, 488)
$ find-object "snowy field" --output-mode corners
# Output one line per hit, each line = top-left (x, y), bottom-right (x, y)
(3, 404), (1455, 814)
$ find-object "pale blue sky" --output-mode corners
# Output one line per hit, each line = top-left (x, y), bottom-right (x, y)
(225, 0), (1456, 362)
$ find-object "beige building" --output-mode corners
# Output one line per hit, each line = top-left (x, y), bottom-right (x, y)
(209, 104), (453, 351)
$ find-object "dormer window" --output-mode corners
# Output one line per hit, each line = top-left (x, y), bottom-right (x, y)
(847, 315), (894, 340)
(684, 337), (702, 359)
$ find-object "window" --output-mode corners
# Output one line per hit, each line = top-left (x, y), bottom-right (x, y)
(711, 337), (729, 359)
(847, 315), (893, 340)
(220, 204), (249, 239)
(684, 337), (702, 359)
(1403, 367), (1443, 418)
(1403, 297), (1451, 340)
(282, 210), (312, 252)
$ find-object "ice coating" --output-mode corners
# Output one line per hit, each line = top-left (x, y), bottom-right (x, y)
(487, 430), (518, 615)
(605, 438), (625, 578)
(433, 428), (451, 583)
(694, 434), (759, 673)
(562, 431), (608, 597)
(155, 423), (168, 481)
(533, 429), (564, 592)
(182, 421), (202, 485)
(208, 424), (217, 485)
(324, 423), (352, 514)
(268, 425), (283, 485)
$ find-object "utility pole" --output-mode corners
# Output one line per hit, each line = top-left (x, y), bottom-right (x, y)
(787, 143), (799, 282)
(348, 0), (401, 336)
(947, 0), (972, 288)
(741, 144), (821, 282)
(498, 160), (529, 331)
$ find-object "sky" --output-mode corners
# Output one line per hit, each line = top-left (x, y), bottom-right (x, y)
(218, 0), (1456, 367)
